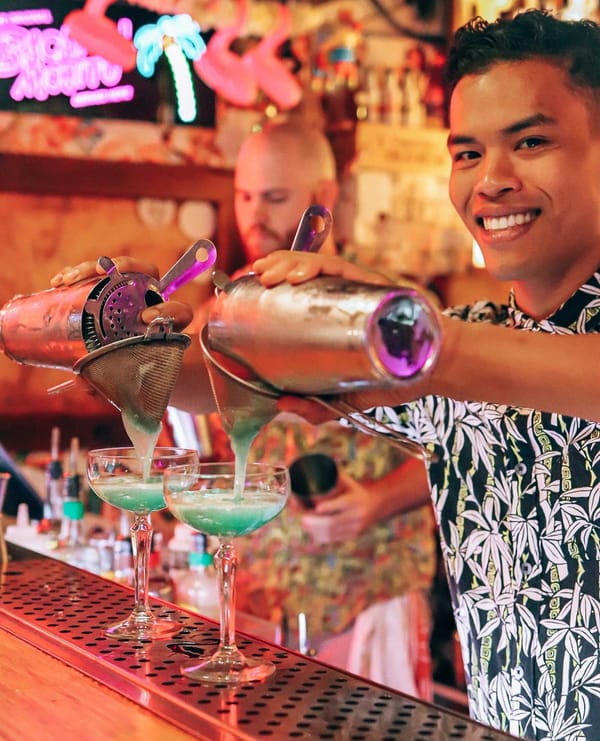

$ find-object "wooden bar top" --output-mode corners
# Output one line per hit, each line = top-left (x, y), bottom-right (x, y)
(0, 628), (195, 741)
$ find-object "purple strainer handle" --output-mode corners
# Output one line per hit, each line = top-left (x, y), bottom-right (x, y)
(157, 239), (217, 298)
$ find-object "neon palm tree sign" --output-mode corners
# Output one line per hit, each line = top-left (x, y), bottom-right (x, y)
(134, 14), (206, 124)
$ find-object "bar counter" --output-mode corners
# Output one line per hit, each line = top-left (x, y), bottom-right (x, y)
(0, 544), (517, 740)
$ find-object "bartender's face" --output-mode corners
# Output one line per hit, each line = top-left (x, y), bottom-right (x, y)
(448, 59), (600, 314)
(234, 135), (316, 262)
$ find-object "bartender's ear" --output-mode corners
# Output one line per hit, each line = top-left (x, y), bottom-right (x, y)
(314, 178), (339, 210)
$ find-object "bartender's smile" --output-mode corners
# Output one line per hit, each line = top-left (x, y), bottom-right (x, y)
(479, 209), (539, 231)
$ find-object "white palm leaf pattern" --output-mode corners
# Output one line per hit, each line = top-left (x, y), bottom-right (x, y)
(367, 275), (600, 740)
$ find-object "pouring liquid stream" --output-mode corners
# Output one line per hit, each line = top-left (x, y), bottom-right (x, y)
(122, 411), (161, 480)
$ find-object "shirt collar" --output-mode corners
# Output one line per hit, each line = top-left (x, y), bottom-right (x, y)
(507, 269), (600, 332)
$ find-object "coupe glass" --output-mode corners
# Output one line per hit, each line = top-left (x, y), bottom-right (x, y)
(88, 446), (198, 640)
(163, 461), (290, 683)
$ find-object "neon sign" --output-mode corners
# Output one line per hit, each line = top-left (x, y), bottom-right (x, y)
(0, 8), (134, 110)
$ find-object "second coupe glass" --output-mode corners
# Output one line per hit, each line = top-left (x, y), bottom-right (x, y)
(164, 461), (290, 683)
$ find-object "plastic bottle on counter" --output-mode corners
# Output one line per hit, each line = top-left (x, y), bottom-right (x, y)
(175, 532), (219, 620)
(112, 535), (134, 586)
(5, 502), (42, 550)
(166, 522), (195, 577)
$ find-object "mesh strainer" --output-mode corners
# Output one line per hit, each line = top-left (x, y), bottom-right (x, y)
(200, 325), (279, 440)
(74, 318), (190, 432)
(200, 326), (433, 461)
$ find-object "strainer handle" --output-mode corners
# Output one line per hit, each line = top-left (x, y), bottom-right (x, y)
(289, 205), (332, 253)
(157, 239), (217, 298)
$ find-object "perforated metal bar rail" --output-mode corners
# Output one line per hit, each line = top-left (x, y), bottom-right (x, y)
(0, 547), (517, 741)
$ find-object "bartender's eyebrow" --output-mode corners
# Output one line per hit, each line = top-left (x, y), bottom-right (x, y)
(234, 187), (291, 198)
(447, 112), (558, 147)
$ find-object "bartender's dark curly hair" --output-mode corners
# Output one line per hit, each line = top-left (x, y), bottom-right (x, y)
(445, 9), (600, 104)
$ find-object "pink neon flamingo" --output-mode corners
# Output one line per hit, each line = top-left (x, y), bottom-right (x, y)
(193, 0), (257, 107)
(63, 0), (137, 71)
(242, 3), (301, 110)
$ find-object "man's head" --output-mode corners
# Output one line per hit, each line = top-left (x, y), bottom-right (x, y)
(234, 120), (338, 263)
(445, 10), (600, 317)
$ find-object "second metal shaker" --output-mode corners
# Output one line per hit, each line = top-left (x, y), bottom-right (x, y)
(207, 273), (441, 396)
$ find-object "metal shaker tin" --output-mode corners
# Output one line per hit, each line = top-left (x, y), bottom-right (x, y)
(207, 274), (441, 395)
(0, 241), (215, 371)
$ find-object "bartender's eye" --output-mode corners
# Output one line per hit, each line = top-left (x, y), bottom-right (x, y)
(265, 190), (289, 204)
(452, 149), (479, 162)
(517, 136), (546, 150)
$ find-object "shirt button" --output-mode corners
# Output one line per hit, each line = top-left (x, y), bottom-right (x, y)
(522, 562), (533, 576)
(513, 666), (524, 680)
(515, 463), (528, 476)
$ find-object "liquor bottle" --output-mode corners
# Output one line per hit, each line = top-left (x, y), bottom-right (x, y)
(175, 532), (219, 620)
(43, 426), (63, 535)
(58, 437), (81, 545)
(55, 437), (98, 571)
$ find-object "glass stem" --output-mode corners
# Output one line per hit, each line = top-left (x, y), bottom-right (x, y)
(131, 513), (152, 618)
(216, 538), (237, 651)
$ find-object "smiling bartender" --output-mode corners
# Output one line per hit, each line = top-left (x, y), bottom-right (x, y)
(247, 11), (600, 741)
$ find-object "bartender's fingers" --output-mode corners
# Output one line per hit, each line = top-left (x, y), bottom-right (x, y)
(50, 256), (160, 287)
(253, 251), (384, 287)
(50, 259), (99, 286)
(252, 251), (325, 286)
(301, 495), (368, 545)
(313, 473), (376, 533)
(141, 301), (194, 331)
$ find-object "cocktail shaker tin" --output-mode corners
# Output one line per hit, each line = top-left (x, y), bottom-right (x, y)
(207, 273), (441, 395)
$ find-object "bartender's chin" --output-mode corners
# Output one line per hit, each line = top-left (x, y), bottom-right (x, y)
(245, 237), (280, 262)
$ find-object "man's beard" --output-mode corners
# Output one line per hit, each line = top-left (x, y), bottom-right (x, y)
(243, 225), (298, 260)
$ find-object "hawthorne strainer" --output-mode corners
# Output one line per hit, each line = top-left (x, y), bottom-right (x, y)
(74, 317), (190, 432)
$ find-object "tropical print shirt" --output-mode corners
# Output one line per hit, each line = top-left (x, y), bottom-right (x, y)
(208, 413), (437, 644)
(368, 271), (600, 740)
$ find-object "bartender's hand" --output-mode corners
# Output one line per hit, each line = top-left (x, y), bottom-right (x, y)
(50, 256), (160, 286)
(300, 470), (381, 545)
(253, 250), (392, 288)
(49, 256), (194, 331)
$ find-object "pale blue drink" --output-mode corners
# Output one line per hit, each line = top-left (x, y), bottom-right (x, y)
(91, 476), (165, 513)
(168, 488), (285, 537)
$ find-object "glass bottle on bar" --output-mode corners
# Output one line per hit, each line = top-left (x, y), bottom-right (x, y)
(175, 532), (219, 620)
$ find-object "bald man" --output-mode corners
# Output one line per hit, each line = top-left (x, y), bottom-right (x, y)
(233, 121), (339, 261)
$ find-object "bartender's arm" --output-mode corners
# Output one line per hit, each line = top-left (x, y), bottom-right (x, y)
(253, 250), (600, 424)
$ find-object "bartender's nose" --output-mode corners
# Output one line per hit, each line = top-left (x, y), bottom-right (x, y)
(475, 152), (522, 199)
(254, 195), (270, 220)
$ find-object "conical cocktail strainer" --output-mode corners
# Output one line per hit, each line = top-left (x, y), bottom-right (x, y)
(200, 326), (433, 461)
(200, 325), (280, 441)
(74, 318), (190, 433)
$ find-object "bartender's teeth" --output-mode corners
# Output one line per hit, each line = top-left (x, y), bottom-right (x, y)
(482, 211), (536, 230)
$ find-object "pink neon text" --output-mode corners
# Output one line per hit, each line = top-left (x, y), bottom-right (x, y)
(0, 23), (125, 103)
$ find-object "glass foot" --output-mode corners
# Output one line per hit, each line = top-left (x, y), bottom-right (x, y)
(104, 613), (183, 641)
(182, 650), (276, 684)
